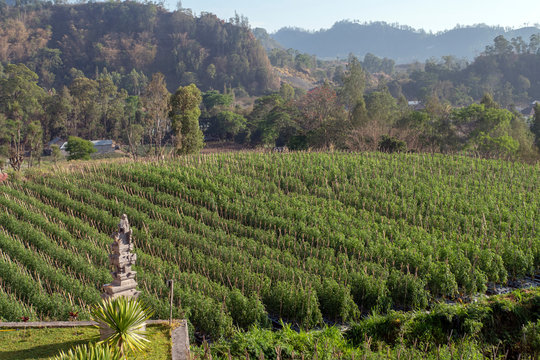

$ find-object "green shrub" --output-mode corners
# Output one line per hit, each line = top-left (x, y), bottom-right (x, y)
(316, 278), (359, 322)
(226, 289), (269, 328)
(387, 270), (428, 310)
(65, 136), (96, 161)
(346, 311), (409, 346)
(349, 271), (391, 314)
(427, 262), (458, 298)
(522, 320), (540, 356)
(378, 135), (407, 153)
(52, 343), (120, 360)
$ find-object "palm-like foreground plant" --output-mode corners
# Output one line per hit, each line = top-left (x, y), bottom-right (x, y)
(52, 343), (120, 360)
(91, 297), (154, 357)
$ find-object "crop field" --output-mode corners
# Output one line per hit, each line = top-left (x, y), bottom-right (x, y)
(0, 152), (538, 338)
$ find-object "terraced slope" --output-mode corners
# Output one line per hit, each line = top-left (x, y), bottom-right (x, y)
(0, 152), (538, 338)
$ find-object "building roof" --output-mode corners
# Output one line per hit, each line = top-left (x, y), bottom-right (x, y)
(60, 139), (115, 150)
(91, 140), (114, 146)
(521, 101), (539, 117)
(47, 137), (65, 147)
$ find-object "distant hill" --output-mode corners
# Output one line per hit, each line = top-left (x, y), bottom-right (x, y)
(271, 21), (540, 63)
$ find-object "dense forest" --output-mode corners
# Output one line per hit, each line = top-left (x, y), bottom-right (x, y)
(0, 0), (277, 93)
(394, 36), (540, 108)
(1, 1), (540, 170)
(271, 21), (540, 62)
(1, 52), (540, 171)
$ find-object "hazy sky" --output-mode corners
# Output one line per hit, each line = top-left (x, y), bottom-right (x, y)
(173, 0), (540, 33)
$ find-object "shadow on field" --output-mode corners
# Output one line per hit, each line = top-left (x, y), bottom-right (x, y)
(0, 338), (90, 360)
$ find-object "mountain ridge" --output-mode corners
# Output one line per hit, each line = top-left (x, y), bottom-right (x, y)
(269, 21), (540, 62)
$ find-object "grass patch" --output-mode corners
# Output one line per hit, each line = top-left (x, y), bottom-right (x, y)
(0, 325), (170, 360)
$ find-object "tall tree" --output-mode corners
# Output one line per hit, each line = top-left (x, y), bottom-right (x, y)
(298, 83), (347, 148)
(0, 118), (24, 171)
(532, 103), (540, 150)
(141, 73), (170, 156)
(44, 86), (72, 141)
(340, 54), (367, 127)
(26, 121), (43, 167)
(0, 64), (46, 122)
(69, 76), (100, 138)
(480, 92), (499, 109)
(124, 96), (144, 159)
(169, 83), (204, 155)
(0, 64), (46, 170)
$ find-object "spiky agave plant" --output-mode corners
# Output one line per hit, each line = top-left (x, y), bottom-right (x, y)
(91, 297), (154, 357)
(52, 343), (120, 360)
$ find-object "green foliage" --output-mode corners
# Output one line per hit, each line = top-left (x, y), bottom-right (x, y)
(52, 343), (121, 360)
(170, 83), (204, 155)
(378, 135), (407, 153)
(279, 83), (295, 102)
(386, 270), (428, 310)
(362, 53), (395, 75)
(65, 136), (96, 160)
(262, 281), (322, 329)
(197, 321), (493, 359)
(340, 54), (366, 125)
(365, 88), (399, 126)
(225, 290), (269, 329)
(476, 133), (519, 157)
(0, 63), (46, 122)
(347, 289), (539, 355)
(316, 278), (358, 322)
(522, 320), (540, 356)
(91, 297), (153, 356)
(208, 111), (247, 141)
(202, 90), (233, 110)
(532, 103), (540, 149)
(426, 262), (458, 298)
(480, 92), (499, 109)
(349, 271), (391, 314)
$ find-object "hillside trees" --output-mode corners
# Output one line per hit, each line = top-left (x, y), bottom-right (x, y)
(209, 111), (247, 141)
(362, 53), (395, 75)
(347, 87), (401, 151)
(247, 93), (297, 148)
(0, 18), (51, 63)
(96, 73), (127, 140)
(0, 1), (277, 95)
(453, 101), (536, 158)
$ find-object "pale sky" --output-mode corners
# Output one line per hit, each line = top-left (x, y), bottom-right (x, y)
(171, 0), (540, 33)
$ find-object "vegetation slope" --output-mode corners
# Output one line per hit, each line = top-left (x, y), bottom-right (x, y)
(0, 152), (538, 342)
(0, 1), (277, 94)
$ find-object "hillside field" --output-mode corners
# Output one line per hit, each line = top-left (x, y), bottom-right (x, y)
(0, 152), (538, 339)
